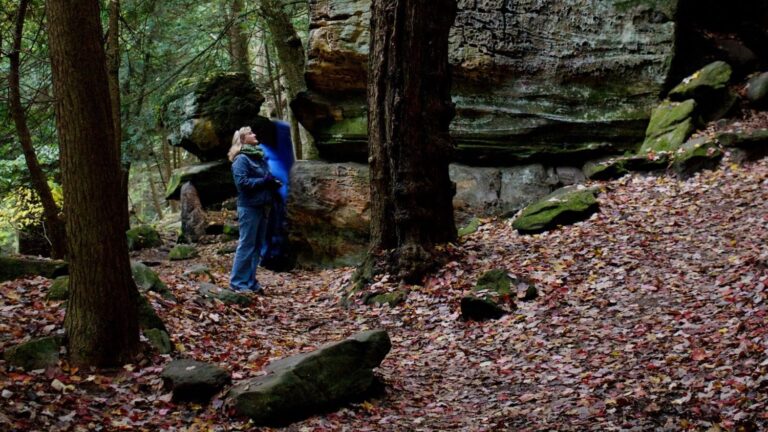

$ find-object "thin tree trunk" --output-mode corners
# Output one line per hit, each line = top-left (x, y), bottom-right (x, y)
(46, 0), (139, 367)
(8, 0), (67, 259)
(366, 0), (457, 282)
(146, 163), (164, 219)
(226, 0), (250, 73)
(264, 40), (284, 120)
(259, 0), (317, 159)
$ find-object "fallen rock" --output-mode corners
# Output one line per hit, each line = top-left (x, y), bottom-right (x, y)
(161, 359), (231, 403)
(0, 256), (67, 282)
(131, 261), (175, 300)
(457, 217), (481, 237)
(716, 129), (768, 161)
(639, 100), (696, 154)
(672, 137), (723, 178)
(169, 244), (198, 261)
(3, 336), (63, 370)
(512, 186), (600, 234)
(198, 282), (253, 306)
(226, 329), (391, 425)
(184, 265), (215, 283)
(746, 72), (768, 105)
(460, 297), (507, 321)
(364, 290), (406, 307)
(668, 61), (735, 122)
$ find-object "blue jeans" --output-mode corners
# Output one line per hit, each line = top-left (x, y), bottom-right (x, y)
(230, 206), (269, 292)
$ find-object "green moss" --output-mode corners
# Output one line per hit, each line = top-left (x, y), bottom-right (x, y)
(47, 276), (69, 301)
(645, 100), (696, 138)
(639, 118), (694, 154)
(131, 261), (174, 300)
(512, 186), (600, 234)
(672, 137), (723, 176)
(458, 217), (481, 237)
(3, 336), (63, 370)
(144, 328), (173, 355)
(365, 290), (406, 307)
(669, 61), (732, 99)
(137, 294), (166, 332)
(474, 269), (512, 297)
(127, 225), (162, 251)
(0, 256), (67, 282)
(583, 158), (629, 180)
(326, 116), (368, 138)
(169, 244), (198, 261)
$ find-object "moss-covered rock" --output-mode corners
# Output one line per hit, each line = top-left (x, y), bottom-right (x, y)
(714, 129), (768, 161)
(583, 158), (629, 180)
(164, 72), (274, 162)
(0, 256), (67, 282)
(137, 294), (166, 332)
(225, 330), (391, 425)
(198, 282), (252, 306)
(168, 244), (198, 261)
(144, 328), (173, 355)
(672, 137), (724, 177)
(3, 336), (63, 370)
(645, 99), (696, 137)
(364, 290), (406, 307)
(460, 296), (507, 321)
(639, 118), (695, 154)
(669, 61), (732, 100)
(475, 269), (513, 298)
(127, 225), (162, 251)
(183, 264), (215, 283)
(131, 261), (174, 300)
(512, 186), (600, 234)
(47, 276), (69, 301)
(746, 72), (768, 105)
(457, 217), (481, 237)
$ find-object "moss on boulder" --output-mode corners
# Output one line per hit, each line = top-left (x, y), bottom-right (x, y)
(672, 136), (723, 177)
(47, 276), (69, 301)
(512, 186), (600, 234)
(144, 328), (173, 355)
(165, 160), (236, 207)
(127, 225), (162, 251)
(198, 282), (253, 306)
(457, 217), (481, 237)
(747, 72), (768, 105)
(0, 256), (67, 282)
(169, 244), (198, 261)
(639, 118), (695, 154)
(639, 100), (696, 154)
(364, 290), (406, 307)
(669, 61), (732, 100)
(131, 261), (174, 300)
(3, 336), (63, 370)
(137, 294), (166, 332)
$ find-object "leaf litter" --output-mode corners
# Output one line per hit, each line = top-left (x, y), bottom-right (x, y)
(1, 154), (767, 431)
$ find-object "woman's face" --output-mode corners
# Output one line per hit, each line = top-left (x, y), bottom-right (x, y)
(243, 130), (258, 145)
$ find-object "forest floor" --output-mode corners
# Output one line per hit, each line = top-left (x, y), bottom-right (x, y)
(2, 145), (768, 430)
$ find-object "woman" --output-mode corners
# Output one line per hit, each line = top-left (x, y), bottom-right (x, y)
(228, 126), (281, 293)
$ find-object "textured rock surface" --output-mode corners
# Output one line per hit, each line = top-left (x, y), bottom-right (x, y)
(163, 73), (274, 162)
(512, 185), (600, 234)
(126, 225), (162, 251)
(165, 161), (236, 208)
(289, 160), (584, 267)
(297, 0), (679, 163)
(3, 336), (62, 370)
(226, 329), (391, 425)
(162, 359), (231, 403)
(639, 100), (696, 153)
(0, 256), (67, 282)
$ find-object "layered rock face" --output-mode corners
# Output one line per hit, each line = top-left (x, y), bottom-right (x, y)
(296, 0), (679, 164)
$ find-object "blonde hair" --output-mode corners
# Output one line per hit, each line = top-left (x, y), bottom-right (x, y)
(227, 126), (252, 161)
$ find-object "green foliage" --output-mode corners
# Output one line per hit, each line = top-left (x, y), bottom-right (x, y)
(0, 182), (63, 231)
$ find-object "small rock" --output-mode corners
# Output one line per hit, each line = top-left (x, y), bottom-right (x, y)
(198, 282), (252, 306)
(460, 297), (507, 321)
(126, 225), (162, 251)
(3, 336), (63, 370)
(169, 244), (198, 261)
(144, 328), (173, 355)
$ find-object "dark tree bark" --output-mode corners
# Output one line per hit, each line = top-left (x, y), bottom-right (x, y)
(46, 0), (139, 367)
(259, 0), (318, 159)
(8, 0), (67, 259)
(365, 0), (457, 282)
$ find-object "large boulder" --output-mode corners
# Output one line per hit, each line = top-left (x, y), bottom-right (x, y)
(0, 255), (67, 282)
(746, 72), (768, 105)
(162, 73), (274, 162)
(294, 0), (678, 163)
(226, 329), (391, 425)
(672, 136), (723, 177)
(179, 182), (207, 243)
(131, 261), (174, 300)
(126, 225), (162, 251)
(512, 185), (600, 234)
(165, 161), (237, 208)
(668, 61), (736, 122)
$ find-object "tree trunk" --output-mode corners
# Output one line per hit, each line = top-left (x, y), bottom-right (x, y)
(264, 39), (284, 120)
(46, 0), (139, 367)
(365, 0), (457, 282)
(227, 0), (250, 73)
(8, 0), (67, 259)
(146, 163), (164, 219)
(259, 0), (318, 159)
(106, 0), (130, 233)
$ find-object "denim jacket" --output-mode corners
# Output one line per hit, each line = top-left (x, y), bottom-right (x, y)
(231, 152), (274, 208)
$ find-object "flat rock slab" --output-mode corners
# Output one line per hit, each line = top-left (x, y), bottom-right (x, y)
(0, 256), (67, 282)
(226, 329), (391, 426)
(512, 185), (600, 234)
(3, 336), (63, 370)
(161, 359), (231, 403)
